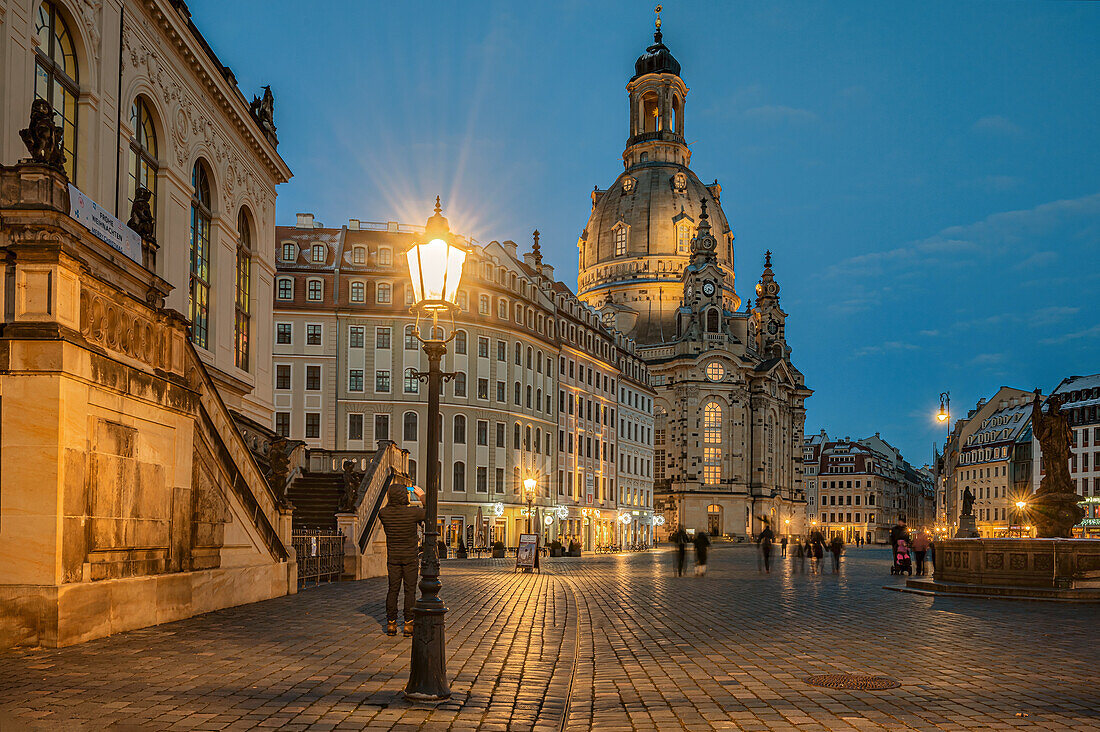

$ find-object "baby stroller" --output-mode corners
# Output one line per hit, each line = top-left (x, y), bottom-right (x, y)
(891, 539), (912, 576)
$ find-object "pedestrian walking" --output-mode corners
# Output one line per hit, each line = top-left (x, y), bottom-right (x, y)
(911, 530), (931, 576)
(793, 538), (806, 572)
(757, 524), (776, 573)
(889, 518), (909, 558)
(692, 530), (711, 576)
(809, 530), (825, 573)
(378, 482), (425, 637)
(781, 535), (788, 557)
(828, 535), (844, 573)
(670, 525), (689, 576)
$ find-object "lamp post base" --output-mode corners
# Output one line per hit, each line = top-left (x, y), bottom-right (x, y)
(404, 602), (450, 701)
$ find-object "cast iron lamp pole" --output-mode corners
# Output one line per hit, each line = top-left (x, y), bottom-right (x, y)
(404, 198), (467, 702)
(524, 477), (537, 533)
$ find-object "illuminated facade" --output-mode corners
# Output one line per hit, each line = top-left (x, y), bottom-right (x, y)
(579, 18), (810, 538)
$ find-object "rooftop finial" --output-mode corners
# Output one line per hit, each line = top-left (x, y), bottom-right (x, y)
(699, 196), (709, 220)
(532, 229), (542, 265)
(764, 249), (773, 269)
(654, 4), (663, 42)
(434, 195), (442, 215)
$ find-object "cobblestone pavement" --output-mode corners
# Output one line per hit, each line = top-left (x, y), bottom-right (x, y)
(1, 546), (1097, 731)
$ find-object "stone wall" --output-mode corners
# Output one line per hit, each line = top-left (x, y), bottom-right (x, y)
(0, 163), (295, 648)
(935, 538), (1100, 589)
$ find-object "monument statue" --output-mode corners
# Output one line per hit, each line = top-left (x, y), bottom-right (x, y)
(266, 436), (291, 509)
(1030, 389), (1085, 538)
(248, 85), (278, 146)
(338, 459), (361, 513)
(127, 188), (156, 243)
(961, 487), (975, 517)
(20, 99), (67, 173)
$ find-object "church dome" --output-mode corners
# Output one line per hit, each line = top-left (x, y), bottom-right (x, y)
(632, 30), (681, 81)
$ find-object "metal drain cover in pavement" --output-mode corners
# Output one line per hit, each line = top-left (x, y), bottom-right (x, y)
(805, 674), (901, 690)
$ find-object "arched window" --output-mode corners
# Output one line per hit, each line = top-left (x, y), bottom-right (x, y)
(377, 282), (392, 304)
(642, 91), (659, 133)
(614, 225), (627, 256)
(703, 402), (722, 485)
(404, 368), (419, 394)
(352, 246), (366, 264)
(234, 210), (252, 370)
(453, 415), (466, 444)
(403, 412), (418, 442)
(35, 2), (78, 180)
(454, 372), (466, 397)
(128, 98), (158, 234)
(677, 223), (692, 255)
(453, 462), (466, 492)
(404, 325), (417, 350)
(276, 277), (293, 300)
(706, 308), (720, 333)
(513, 422), (521, 449)
(311, 244), (326, 263)
(189, 161), (212, 349)
(513, 466), (521, 494)
(350, 281), (365, 302)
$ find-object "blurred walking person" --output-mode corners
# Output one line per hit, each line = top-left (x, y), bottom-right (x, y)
(757, 523), (776, 573)
(828, 535), (844, 573)
(670, 525), (689, 577)
(781, 535), (788, 557)
(793, 538), (806, 573)
(693, 529), (711, 576)
(911, 530), (931, 576)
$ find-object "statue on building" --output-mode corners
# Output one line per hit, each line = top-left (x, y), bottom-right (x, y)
(20, 99), (67, 173)
(127, 187), (158, 270)
(267, 436), (291, 509)
(1030, 389), (1085, 538)
(961, 487), (975, 516)
(338, 459), (361, 513)
(249, 86), (278, 146)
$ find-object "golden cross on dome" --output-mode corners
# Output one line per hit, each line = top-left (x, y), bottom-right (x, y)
(655, 4), (662, 31)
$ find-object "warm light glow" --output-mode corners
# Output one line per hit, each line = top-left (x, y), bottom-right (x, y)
(1016, 501), (1027, 509)
(785, 519), (790, 525)
(406, 237), (466, 309)
(523, 477), (538, 495)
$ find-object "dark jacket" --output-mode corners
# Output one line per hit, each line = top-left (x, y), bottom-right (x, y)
(378, 483), (425, 563)
(757, 527), (775, 549)
(692, 531), (711, 563)
(888, 524), (909, 547)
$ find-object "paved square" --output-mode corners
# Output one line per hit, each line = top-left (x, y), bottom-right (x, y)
(1, 546), (1096, 730)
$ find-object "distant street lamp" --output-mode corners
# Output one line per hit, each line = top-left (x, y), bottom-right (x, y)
(523, 477), (538, 533)
(403, 197), (467, 702)
(936, 392), (950, 423)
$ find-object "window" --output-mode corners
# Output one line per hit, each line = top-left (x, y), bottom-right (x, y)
(498, 299), (508, 319)
(477, 378), (489, 399)
(496, 381), (506, 402)
(404, 368), (419, 393)
(375, 414), (390, 441)
(455, 331), (467, 355)
(376, 327), (391, 349)
(706, 309), (720, 333)
(514, 382), (521, 405)
(305, 413), (320, 439)
(276, 323), (292, 344)
(311, 244), (325, 263)
(403, 412), (418, 442)
(452, 462), (466, 492)
(676, 223), (692, 255)
(234, 211), (252, 370)
(497, 341), (506, 361)
(348, 414), (364, 441)
(350, 281), (365, 302)
(454, 373), (467, 397)
(275, 364), (291, 390)
(495, 468), (505, 494)
(307, 279), (323, 301)
(496, 422), (506, 448)
(477, 420), (489, 446)
(34, 2), (78, 180)
(404, 325), (418, 350)
(189, 162), (212, 348)
(348, 369), (364, 392)
(479, 295), (490, 314)
(306, 366), (321, 391)
(476, 467), (488, 493)
(128, 98), (158, 239)
(375, 370), (391, 392)
(377, 283), (392, 304)
(307, 324), (322, 345)
(513, 423), (521, 449)
(703, 402), (722, 485)
(275, 412), (290, 437)
(454, 415), (467, 444)
(477, 336), (489, 358)
(379, 247), (392, 266)
(614, 225), (627, 256)
(281, 243), (296, 261)
(277, 278), (293, 300)
(352, 246), (366, 264)
(348, 326), (364, 348)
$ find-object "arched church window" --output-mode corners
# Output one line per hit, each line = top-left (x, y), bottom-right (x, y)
(189, 161), (212, 349)
(677, 223), (691, 255)
(642, 92), (659, 133)
(128, 97), (158, 234)
(703, 402), (722, 485)
(35, 1), (79, 180)
(706, 308), (720, 333)
(614, 226), (627, 256)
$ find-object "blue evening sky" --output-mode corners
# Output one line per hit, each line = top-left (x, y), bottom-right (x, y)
(191, 0), (1099, 465)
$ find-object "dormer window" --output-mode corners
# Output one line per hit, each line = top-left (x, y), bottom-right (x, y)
(281, 242), (296, 261)
(677, 223), (692, 255)
(614, 224), (627, 256)
(311, 244), (325, 263)
(352, 246), (366, 264)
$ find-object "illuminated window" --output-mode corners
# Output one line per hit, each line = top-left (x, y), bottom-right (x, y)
(234, 211), (252, 370)
(703, 402), (722, 485)
(128, 98), (158, 234)
(614, 225), (627, 256)
(677, 223), (692, 255)
(705, 362), (725, 381)
(189, 161), (212, 349)
(34, 2), (78, 180)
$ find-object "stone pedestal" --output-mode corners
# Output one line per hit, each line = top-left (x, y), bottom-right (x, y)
(955, 514), (980, 538)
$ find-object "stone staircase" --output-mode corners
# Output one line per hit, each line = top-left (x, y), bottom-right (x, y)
(288, 472), (346, 531)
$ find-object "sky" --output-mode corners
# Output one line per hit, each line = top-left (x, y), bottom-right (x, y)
(190, 0), (1100, 465)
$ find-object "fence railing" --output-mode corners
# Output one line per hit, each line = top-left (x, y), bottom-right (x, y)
(292, 529), (345, 587)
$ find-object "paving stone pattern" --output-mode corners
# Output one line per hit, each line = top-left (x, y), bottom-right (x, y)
(0, 547), (1097, 731)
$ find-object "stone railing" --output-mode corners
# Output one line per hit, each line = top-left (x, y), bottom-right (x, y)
(334, 441), (410, 579)
(307, 448), (374, 473)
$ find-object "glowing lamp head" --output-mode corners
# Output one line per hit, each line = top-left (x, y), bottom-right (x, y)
(1016, 500), (1027, 509)
(523, 477), (538, 498)
(406, 237), (466, 311)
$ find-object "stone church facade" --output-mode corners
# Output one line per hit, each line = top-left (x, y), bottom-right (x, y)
(577, 17), (811, 538)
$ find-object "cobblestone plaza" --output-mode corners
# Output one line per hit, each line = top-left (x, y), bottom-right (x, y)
(1, 547), (1096, 731)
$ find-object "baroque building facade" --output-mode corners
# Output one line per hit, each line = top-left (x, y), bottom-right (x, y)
(272, 214), (656, 551)
(577, 18), (810, 538)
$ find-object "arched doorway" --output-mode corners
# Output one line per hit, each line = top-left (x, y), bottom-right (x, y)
(707, 504), (722, 537)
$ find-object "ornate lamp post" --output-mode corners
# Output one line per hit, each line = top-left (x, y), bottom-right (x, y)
(523, 477), (538, 533)
(404, 197), (467, 702)
(936, 391), (951, 528)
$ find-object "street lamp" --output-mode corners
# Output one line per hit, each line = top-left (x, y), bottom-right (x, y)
(403, 197), (467, 702)
(523, 477), (538, 533)
(936, 392), (950, 423)
(1014, 500), (1029, 538)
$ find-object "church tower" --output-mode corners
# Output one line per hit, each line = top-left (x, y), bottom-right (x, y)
(749, 251), (789, 359)
(577, 9), (738, 344)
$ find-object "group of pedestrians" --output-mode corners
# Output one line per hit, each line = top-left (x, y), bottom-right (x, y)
(669, 526), (711, 576)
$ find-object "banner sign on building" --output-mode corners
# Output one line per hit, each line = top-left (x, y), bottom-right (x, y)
(68, 185), (142, 264)
(515, 533), (539, 571)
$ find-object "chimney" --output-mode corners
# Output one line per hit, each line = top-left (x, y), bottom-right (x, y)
(523, 252), (538, 268)
(541, 263), (555, 280)
(387, 221), (399, 232)
(296, 212), (314, 229)
(348, 219), (360, 230)
(502, 240), (519, 257)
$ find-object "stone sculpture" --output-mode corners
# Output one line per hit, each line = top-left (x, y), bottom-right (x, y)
(961, 487), (975, 517)
(338, 459), (361, 513)
(1030, 389), (1085, 538)
(20, 99), (66, 173)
